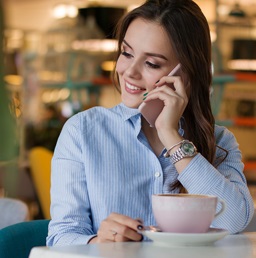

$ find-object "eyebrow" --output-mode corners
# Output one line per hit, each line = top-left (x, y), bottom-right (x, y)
(123, 39), (168, 61)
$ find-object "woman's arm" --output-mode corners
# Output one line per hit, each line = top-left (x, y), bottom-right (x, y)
(177, 126), (254, 233)
(47, 115), (95, 246)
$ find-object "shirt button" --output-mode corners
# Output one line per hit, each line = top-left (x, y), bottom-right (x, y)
(155, 172), (161, 178)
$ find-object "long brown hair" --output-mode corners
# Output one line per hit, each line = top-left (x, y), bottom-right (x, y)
(113, 0), (217, 166)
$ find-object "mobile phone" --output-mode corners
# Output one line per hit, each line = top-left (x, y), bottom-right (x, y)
(138, 63), (181, 127)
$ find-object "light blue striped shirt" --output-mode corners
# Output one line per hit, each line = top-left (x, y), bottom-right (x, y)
(47, 103), (254, 246)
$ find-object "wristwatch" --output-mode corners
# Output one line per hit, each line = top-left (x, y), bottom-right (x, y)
(171, 140), (197, 164)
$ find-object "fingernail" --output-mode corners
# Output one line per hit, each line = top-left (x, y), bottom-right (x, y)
(143, 92), (148, 96)
(155, 80), (160, 84)
(136, 219), (143, 224)
(143, 97), (147, 100)
(137, 225), (143, 230)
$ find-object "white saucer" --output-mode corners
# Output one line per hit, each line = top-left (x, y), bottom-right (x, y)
(140, 227), (229, 246)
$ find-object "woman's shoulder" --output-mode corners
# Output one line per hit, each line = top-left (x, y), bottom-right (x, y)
(64, 104), (122, 126)
(214, 124), (238, 148)
(69, 106), (118, 120)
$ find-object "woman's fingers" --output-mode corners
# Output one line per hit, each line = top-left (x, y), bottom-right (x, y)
(142, 76), (188, 131)
(109, 213), (142, 231)
(146, 75), (188, 111)
(97, 213), (143, 242)
(108, 213), (143, 241)
(154, 76), (187, 99)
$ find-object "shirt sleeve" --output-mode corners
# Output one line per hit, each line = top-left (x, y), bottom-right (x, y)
(46, 114), (95, 246)
(178, 126), (254, 234)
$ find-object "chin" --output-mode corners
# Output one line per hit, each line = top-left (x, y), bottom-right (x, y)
(122, 99), (140, 109)
(121, 94), (142, 109)
(123, 103), (138, 109)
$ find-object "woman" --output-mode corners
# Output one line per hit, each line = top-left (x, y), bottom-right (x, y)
(47, 0), (254, 245)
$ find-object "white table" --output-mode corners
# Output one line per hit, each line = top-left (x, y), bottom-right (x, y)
(29, 233), (256, 258)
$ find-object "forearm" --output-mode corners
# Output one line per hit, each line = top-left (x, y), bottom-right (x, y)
(178, 154), (254, 233)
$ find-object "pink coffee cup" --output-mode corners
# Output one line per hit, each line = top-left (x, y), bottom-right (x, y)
(152, 194), (226, 233)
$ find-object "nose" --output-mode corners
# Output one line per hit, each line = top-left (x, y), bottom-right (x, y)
(125, 60), (142, 80)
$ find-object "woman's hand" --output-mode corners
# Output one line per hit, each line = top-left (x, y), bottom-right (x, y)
(144, 74), (188, 146)
(89, 213), (143, 243)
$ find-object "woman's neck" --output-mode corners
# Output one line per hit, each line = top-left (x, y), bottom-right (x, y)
(141, 118), (164, 156)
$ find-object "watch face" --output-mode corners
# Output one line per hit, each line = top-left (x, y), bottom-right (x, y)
(182, 142), (196, 156)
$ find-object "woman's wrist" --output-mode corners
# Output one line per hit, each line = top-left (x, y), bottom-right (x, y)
(159, 128), (183, 151)
(164, 139), (185, 157)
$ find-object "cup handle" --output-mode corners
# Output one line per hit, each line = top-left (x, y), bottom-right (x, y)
(214, 199), (226, 219)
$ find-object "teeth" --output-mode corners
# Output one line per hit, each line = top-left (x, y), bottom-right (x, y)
(126, 82), (141, 90)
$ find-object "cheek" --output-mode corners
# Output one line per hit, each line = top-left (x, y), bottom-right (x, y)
(116, 56), (126, 75)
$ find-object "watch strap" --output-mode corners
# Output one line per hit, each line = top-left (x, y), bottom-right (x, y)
(164, 140), (185, 158)
(170, 140), (197, 164)
(171, 147), (187, 164)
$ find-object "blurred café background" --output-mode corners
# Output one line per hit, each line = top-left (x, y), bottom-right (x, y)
(1, 0), (256, 221)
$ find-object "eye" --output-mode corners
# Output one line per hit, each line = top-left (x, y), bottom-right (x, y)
(121, 51), (133, 58)
(146, 61), (160, 69)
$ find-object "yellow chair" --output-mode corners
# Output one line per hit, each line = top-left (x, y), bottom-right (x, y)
(28, 147), (53, 219)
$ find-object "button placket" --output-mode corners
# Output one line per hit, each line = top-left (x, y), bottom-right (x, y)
(154, 172), (161, 178)
(153, 170), (163, 194)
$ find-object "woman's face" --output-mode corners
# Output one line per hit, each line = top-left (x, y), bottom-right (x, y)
(116, 18), (179, 108)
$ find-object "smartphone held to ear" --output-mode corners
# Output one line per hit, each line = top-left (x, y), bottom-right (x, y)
(138, 63), (181, 127)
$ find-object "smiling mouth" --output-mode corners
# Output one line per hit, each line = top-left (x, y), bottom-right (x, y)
(126, 82), (145, 91)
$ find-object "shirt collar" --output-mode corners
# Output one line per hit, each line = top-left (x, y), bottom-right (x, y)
(114, 102), (184, 136)
(117, 102), (141, 121)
